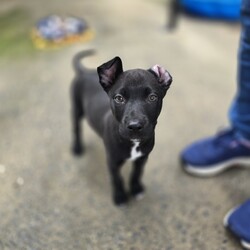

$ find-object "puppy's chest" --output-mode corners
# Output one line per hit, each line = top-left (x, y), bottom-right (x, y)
(128, 140), (143, 161)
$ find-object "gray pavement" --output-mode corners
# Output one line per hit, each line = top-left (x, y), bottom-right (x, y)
(0, 0), (249, 249)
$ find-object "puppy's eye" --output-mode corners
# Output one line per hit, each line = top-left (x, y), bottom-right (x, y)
(148, 94), (158, 102)
(114, 94), (125, 104)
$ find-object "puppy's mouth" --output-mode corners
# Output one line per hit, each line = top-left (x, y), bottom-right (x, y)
(119, 126), (153, 141)
(128, 135), (143, 142)
(131, 138), (141, 143)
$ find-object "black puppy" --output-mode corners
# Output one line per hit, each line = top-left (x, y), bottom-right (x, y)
(70, 50), (172, 205)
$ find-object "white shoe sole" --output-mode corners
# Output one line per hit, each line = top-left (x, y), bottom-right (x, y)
(183, 157), (250, 177)
(223, 205), (250, 249)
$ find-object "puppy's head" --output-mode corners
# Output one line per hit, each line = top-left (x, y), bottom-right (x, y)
(97, 57), (172, 141)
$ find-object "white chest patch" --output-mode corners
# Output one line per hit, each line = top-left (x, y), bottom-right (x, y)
(129, 140), (143, 161)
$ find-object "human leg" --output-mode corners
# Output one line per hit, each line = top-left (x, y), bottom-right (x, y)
(229, 0), (250, 141)
(180, 0), (250, 176)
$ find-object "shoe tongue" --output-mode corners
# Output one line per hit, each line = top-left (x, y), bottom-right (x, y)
(217, 129), (234, 138)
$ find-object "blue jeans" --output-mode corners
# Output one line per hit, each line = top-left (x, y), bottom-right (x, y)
(229, 0), (250, 140)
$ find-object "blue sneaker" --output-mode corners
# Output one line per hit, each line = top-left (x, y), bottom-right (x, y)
(181, 129), (250, 177)
(224, 200), (250, 249)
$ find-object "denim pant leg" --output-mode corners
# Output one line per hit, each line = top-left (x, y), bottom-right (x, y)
(229, 0), (250, 140)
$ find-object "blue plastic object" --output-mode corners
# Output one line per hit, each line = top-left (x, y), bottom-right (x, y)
(31, 15), (94, 49)
(180, 0), (241, 20)
(36, 15), (88, 40)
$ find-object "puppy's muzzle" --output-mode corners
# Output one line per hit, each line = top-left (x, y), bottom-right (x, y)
(123, 116), (150, 139)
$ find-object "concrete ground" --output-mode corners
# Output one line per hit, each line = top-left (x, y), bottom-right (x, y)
(0, 0), (249, 249)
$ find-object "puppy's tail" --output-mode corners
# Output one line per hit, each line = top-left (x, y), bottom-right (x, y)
(72, 49), (95, 74)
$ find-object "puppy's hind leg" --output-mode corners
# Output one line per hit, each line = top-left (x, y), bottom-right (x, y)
(70, 81), (85, 156)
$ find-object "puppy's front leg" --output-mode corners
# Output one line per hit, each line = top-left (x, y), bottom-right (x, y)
(130, 156), (148, 198)
(108, 158), (128, 206)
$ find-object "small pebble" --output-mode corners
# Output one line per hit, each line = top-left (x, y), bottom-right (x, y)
(16, 177), (24, 186)
(0, 164), (6, 174)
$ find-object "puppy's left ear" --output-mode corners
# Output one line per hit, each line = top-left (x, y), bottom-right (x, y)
(97, 57), (123, 92)
(149, 65), (172, 91)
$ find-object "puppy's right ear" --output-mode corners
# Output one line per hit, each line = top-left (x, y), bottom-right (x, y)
(97, 57), (123, 92)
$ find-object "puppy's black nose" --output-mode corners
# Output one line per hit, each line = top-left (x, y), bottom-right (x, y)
(127, 120), (143, 131)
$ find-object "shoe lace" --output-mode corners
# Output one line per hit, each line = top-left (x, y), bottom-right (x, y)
(214, 128), (238, 148)
(214, 128), (250, 149)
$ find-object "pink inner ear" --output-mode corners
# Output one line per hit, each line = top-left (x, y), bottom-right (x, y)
(102, 65), (116, 85)
(151, 64), (171, 84)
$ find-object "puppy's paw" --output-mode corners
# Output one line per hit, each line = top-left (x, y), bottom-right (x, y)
(130, 184), (145, 200)
(71, 143), (85, 156)
(113, 192), (129, 206)
(134, 192), (145, 201)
